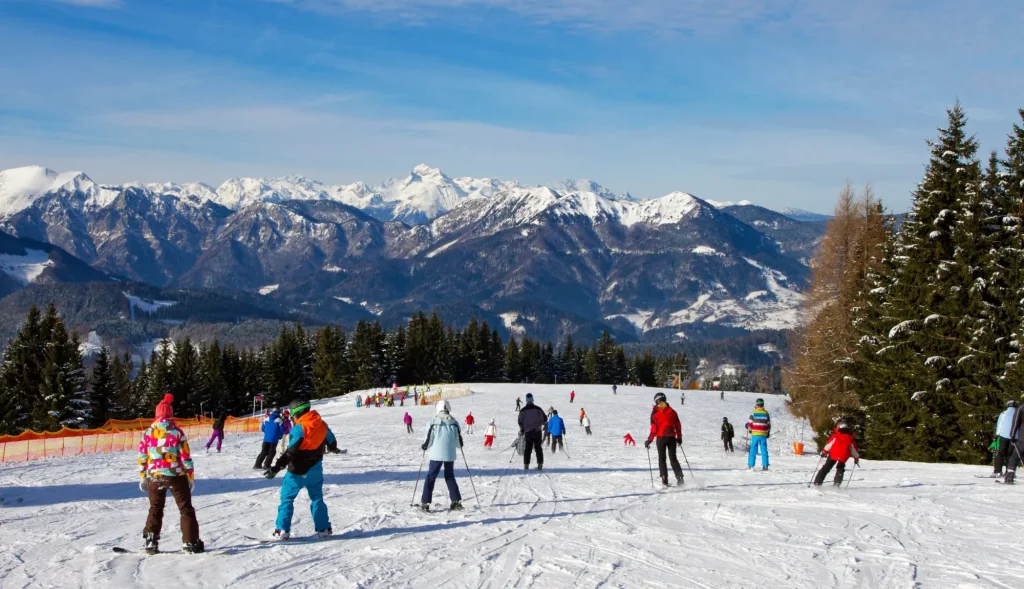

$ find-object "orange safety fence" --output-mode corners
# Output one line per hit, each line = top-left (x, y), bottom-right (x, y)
(0, 416), (261, 463)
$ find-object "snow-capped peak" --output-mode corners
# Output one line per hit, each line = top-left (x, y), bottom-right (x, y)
(411, 164), (446, 179)
(0, 165), (113, 216)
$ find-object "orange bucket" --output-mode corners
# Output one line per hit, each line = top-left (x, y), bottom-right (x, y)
(792, 442), (804, 455)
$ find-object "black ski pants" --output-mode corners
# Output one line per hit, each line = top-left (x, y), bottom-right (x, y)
(723, 437), (734, 452)
(814, 458), (847, 485)
(1008, 437), (1024, 471)
(523, 430), (544, 467)
(254, 441), (277, 469)
(406, 423), (414, 434)
(656, 437), (683, 481)
(994, 436), (1012, 473)
(551, 435), (564, 453)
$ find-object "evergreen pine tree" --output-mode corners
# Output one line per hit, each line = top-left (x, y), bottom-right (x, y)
(87, 346), (114, 428)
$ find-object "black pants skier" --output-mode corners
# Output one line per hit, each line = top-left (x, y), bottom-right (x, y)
(254, 441), (276, 469)
(994, 436), (1012, 474)
(655, 437), (684, 484)
(551, 435), (564, 453)
(406, 423), (414, 434)
(723, 437), (734, 452)
(1006, 437), (1024, 481)
(516, 402), (522, 412)
(813, 458), (848, 486)
(523, 430), (544, 469)
(585, 426), (592, 435)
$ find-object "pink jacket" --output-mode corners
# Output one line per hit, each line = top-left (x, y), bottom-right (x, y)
(404, 413), (412, 425)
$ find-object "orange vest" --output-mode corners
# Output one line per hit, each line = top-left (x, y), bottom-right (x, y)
(296, 411), (328, 451)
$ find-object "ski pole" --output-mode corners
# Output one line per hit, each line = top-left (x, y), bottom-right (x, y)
(646, 445), (655, 488)
(459, 446), (480, 506)
(562, 436), (571, 459)
(807, 454), (825, 488)
(846, 462), (858, 489)
(679, 441), (696, 483)
(410, 450), (426, 507)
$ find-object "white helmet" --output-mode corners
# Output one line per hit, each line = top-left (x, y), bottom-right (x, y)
(436, 399), (451, 414)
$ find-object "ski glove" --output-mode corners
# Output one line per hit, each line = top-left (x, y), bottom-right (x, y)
(188, 478), (195, 492)
(421, 442), (429, 451)
(327, 442), (342, 454)
(854, 458), (860, 466)
(644, 440), (652, 449)
(139, 478), (149, 493)
(262, 467), (279, 480)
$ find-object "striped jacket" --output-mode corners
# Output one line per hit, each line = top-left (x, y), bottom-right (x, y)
(746, 408), (771, 437)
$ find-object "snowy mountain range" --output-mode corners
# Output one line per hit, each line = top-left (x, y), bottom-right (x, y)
(0, 164), (829, 343)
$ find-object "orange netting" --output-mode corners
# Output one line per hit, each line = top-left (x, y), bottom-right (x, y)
(0, 416), (261, 463)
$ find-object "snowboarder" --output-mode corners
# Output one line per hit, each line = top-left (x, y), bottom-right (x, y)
(262, 398), (342, 539)
(813, 418), (860, 486)
(623, 433), (636, 446)
(277, 409), (293, 455)
(746, 398), (771, 470)
(404, 412), (414, 434)
(992, 400), (1017, 477)
(582, 414), (592, 435)
(644, 392), (684, 486)
(254, 407), (285, 470)
(138, 394), (204, 554)
(518, 393), (546, 470)
(205, 413), (227, 453)
(466, 412), (475, 435)
(419, 400), (465, 511)
(515, 397), (522, 412)
(484, 419), (497, 448)
(548, 409), (566, 453)
(721, 417), (735, 452)
(570, 391), (575, 404)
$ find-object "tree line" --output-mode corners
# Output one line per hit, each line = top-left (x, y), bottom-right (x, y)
(0, 307), (690, 435)
(785, 104), (1024, 464)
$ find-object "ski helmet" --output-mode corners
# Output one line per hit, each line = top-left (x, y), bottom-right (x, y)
(755, 398), (765, 406)
(723, 417), (728, 423)
(435, 399), (451, 414)
(525, 393), (534, 403)
(288, 398), (311, 419)
(653, 392), (667, 404)
(1008, 400), (1018, 408)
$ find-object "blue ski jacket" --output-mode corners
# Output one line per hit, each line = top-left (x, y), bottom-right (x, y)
(547, 414), (566, 437)
(262, 411), (284, 443)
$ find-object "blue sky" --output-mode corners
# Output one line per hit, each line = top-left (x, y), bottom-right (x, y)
(0, 0), (1021, 213)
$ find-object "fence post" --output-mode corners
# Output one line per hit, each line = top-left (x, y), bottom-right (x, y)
(1, 441), (5, 463)
(80, 430), (85, 455)
(61, 436), (66, 457)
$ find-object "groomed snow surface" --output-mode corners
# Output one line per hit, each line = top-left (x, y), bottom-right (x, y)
(1, 386), (1016, 588)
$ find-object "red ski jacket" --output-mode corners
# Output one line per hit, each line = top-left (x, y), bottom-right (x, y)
(647, 405), (682, 442)
(823, 429), (860, 462)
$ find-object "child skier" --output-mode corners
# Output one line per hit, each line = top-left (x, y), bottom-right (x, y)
(721, 417), (735, 452)
(419, 400), (465, 511)
(205, 413), (226, 453)
(746, 398), (771, 470)
(548, 409), (566, 453)
(404, 412), (414, 434)
(138, 394), (204, 554)
(813, 418), (860, 486)
(484, 419), (497, 448)
(466, 412), (475, 434)
(645, 392), (684, 486)
(263, 398), (342, 540)
(254, 407), (284, 470)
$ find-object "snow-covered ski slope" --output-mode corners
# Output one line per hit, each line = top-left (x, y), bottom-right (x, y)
(0, 385), (1017, 588)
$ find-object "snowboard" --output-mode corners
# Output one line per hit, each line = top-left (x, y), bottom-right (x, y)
(111, 547), (217, 556)
(241, 533), (339, 545)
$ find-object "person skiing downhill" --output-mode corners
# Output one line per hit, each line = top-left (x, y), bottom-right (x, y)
(623, 433), (636, 446)
(570, 391), (575, 404)
(992, 401), (1017, 477)
(1001, 395), (1024, 484)
(205, 413), (227, 453)
(419, 400), (465, 511)
(579, 408), (586, 426)
(484, 419), (497, 448)
(466, 412), (476, 435)
(721, 417), (735, 452)
(138, 394), (204, 554)
(680, 392), (685, 406)
(518, 393), (546, 470)
(404, 412), (414, 434)
(582, 414), (592, 435)
(746, 399), (771, 470)
(263, 399), (342, 540)
(612, 384), (617, 395)
(515, 397), (522, 412)
(254, 408), (285, 470)
(645, 392), (684, 487)
(277, 409), (293, 455)
(813, 419), (860, 486)
(548, 409), (566, 453)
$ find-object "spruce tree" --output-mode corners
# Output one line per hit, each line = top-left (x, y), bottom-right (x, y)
(87, 346), (114, 428)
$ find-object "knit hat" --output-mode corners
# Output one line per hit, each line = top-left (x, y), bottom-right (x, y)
(525, 393), (534, 403)
(653, 392), (667, 404)
(154, 394), (174, 420)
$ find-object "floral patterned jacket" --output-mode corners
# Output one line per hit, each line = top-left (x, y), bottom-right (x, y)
(137, 419), (194, 480)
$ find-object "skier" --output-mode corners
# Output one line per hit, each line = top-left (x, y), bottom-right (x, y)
(404, 411), (413, 434)
(515, 397), (522, 412)
(138, 394), (204, 554)
(263, 398), (342, 539)
(356, 396), (362, 408)
(623, 433), (636, 446)
(813, 418), (860, 486)
(419, 400), (465, 511)
(746, 398), (771, 471)
(466, 412), (475, 435)
(579, 408), (586, 426)
(582, 414), (592, 435)
(680, 392), (685, 406)
(644, 392), (684, 487)
(254, 407), (285, 470)
(548, 409), (566, 453)
(570, 391), (575, 404)
(721, 417), (735, 452)
(518, 393), (546, 470)
(992, 400), (1017, 477)
(483, 419), (497, 448)
(720, 391), (724, 401)
(1001, 396), (1024, 484)
(277, 409), (293, 456)
(612, 384), (617, 395)
(400, 394), (405, 407)
(205, 413), (227, 453)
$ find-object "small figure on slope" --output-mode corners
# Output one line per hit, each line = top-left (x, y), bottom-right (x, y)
(254, 407), (284, 470)
(263, 399), (342, 540)
(746, 398), (771, 471)
(721, 417), (735, 453)
(484, 419), (497, 448)
(138, 394), (204, 554)
(813, 418), (860, 487)
(466, 412), (476, 435)
(992, 400), (1017, 478)
(612, 384), (617, 395)
(518, 393), (546, 471)
(515, 397), (522, 412)
(570, 390), (575, 404)
(644, 392), (684, 487)
(582, 413), (592, 435)
(277, 409), (293, 456)
(548, 409), (566, 453)
(623, 433), (636, 446)
(419, 400), (465, 511)
(1000, 395), (1024, 484)
(579, 408), (586, 426)
(205, 413), (226, 453)
(680, 392), (685, 406)
(404, 411), (414, 434)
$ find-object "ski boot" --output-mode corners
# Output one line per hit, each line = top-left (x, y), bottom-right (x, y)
(661, 476), (670, 487)
(316, 528), (333, 538)
(183, 539), (205, 554)
(524, 465), (530, 471)
(272, 529), (291, 541)
(537, 464), (543, 471)
(419, 503), (431, 513)
(143, 533), (158, 555)
(676, 475), (684, 486)
(762, 467), (769, 471)
(1003, 471), (1016, 484)
(449, 501), (464, 511)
